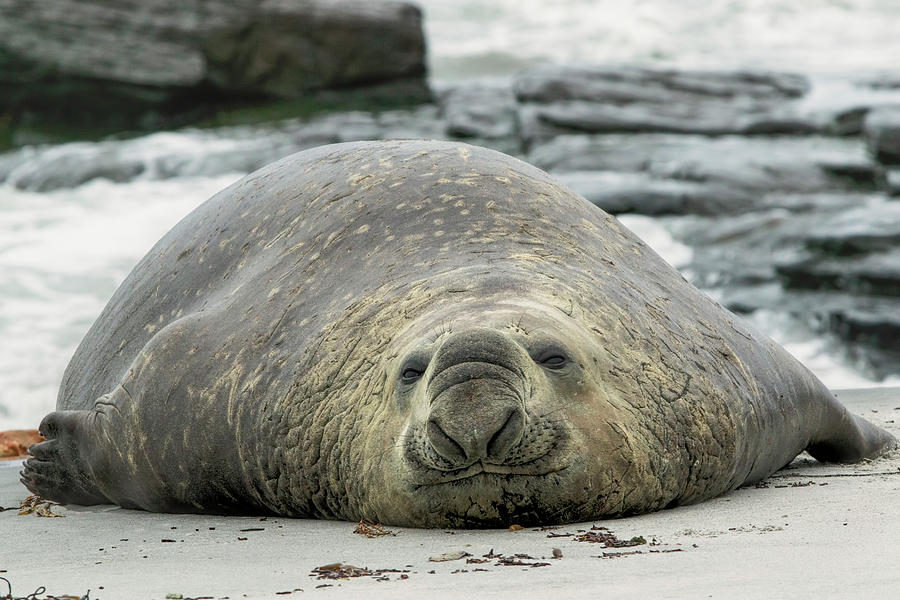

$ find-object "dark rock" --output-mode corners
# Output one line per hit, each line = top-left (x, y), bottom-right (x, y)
(1, 105), (446, 191)
(829, 307), (900, 351)
(777, 249), (900, 297)
(856, 74), (900, 90)
(816, 161), (886, 188)
(799, 202), (900, 255)
(515, 65), (809, 104)
(203, 0), (426, 97)
(888, 171), (900, 196)
(721, 285), (900, 379)
(438, 84), (518, 140)
(514, 66), (814, 141)
(0, 0), (428, 131)
(864, 107), (900, 165)
(519, 102), (819, 141)
(827, 106), (871, 136)
(758, 192), (881, 213)
(529, 134), (881, 214)
(670, 209), (821, 288)
(668, 198), (900, 378)
(828, 308), (900, 376)
(552, 171), (754, 215)
(674, 199), (900, 292)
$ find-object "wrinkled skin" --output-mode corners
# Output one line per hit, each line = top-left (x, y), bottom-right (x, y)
(22, 140), (896, 527)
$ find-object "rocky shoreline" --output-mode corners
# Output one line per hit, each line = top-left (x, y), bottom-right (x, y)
(0, 0), (429, 143)
(1, 61), (899, 379)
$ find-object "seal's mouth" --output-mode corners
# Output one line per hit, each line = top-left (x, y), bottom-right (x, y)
(403, 403), (571, 487)
(414, 463), (567, 490)
(419, 461), (566, 486)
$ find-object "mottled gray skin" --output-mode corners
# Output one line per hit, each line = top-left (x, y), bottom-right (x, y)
(22, 140), (896, 527)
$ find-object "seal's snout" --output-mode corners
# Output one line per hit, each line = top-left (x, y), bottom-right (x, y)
(426, 381), (526, 465)
(424, 328), (528, 467)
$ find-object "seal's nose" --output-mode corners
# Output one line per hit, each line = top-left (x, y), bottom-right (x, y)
(428, 328), (524, 384)
(425, 328), (527, 467)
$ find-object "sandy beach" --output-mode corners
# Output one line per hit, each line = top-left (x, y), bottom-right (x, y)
(2, 387), (897, 600)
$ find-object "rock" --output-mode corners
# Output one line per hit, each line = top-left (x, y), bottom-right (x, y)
(668, 198), (900, 378)
(864, 107), (900, 165)
(776, 249), (900, 297)
(888, 170), (900, 196)
(774, 202), (900, 296)
(552, 171), (754, 215)
(0, 0), (427, 130)
(514, 66), (814, 142)
(800, 202), (900, 255)
(716, 283), (786, 315)
(515, 65), (810, 104)
(673, 199), (900, 292)
(857, 74), (900, 90)
(375, 105), (446, 140)
(0, 147), (34, 182)
(1, 105), (446, 191)
(529, 134), (881, 214)
(438, 84), (518, 140)
(519, 101), (819, 142)
(816, 161), (886, 188)
(792, 76), (900, 136)
(829, 308), (900, 377)
(827, 106), (871, 136)
(3, 143), (149, 191)
(670, 209), (821, 288)
(203, 0), (426, 97)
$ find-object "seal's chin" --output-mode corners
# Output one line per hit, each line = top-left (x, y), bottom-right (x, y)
(399, 465), (585, 528)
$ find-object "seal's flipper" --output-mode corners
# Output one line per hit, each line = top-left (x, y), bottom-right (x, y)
(20, 410), (110, 505)
(806, 397), (897, 463)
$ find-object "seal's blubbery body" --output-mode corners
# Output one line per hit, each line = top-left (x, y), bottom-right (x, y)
(23, 141), (895, 527)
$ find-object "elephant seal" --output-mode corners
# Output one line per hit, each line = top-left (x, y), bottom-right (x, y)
(22, 140), (896, 527)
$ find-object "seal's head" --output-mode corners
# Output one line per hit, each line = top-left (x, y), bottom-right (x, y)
(361, 299), (662, 528)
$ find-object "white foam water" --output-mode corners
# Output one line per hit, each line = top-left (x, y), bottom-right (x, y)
(419, 0), (900, 81)
(0, 174), (241, 429)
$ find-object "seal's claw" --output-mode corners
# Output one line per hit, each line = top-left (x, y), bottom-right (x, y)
(21, 456), (53, 497)
(20, 468), (43, 496)
(17, 413), (108, 506)
(26, 438), (55, 460)
(20, 445), (60, 497)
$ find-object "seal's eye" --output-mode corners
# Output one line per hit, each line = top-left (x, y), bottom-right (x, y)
(400, 358), (428, 384)
(401, 367), (424, 383)
(533, 346), (569, 370)
(539, 355), (568, 369)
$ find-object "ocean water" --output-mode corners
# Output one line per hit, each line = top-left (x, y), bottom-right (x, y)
(0, 174), (242, 428)
(2, 1), (899, 429)
(419, 0), (900, 80)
